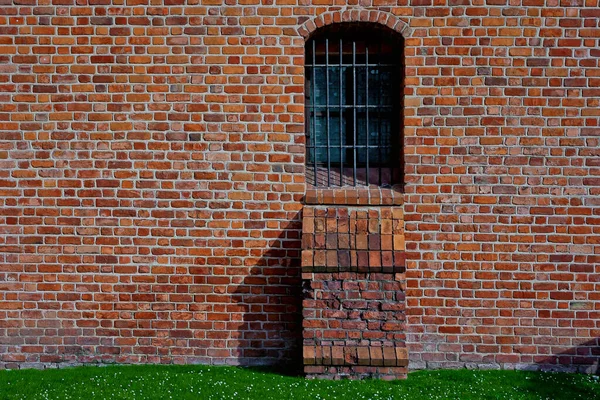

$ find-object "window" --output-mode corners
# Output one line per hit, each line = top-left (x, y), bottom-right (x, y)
(305, 23), (403, 188)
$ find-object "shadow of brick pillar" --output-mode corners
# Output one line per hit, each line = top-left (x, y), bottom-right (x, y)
(230, 221), (303, 369)
(301, 189), (407, 380)
(533, 338), (600, 374)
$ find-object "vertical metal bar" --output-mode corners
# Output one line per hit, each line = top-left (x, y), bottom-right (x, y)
(397, 37), (403, 186)
(387, 35), (393, 186)
(377, 38), (382, 186)
(352, 40), (357, 186)
(391, 59), (397, 186)
(311, 40), (318, 187)
(305, 54), (311, 186)
(339, 38), (343, 186)
(365, 44), (370, 187)
(392, 35), (401, 186)
(325, 38), (331, 187)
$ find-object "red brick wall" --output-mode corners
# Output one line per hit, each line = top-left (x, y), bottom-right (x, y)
(1, 2), (599, 374)
(400, 4), (600, 374)
(301, 203), (407, 379)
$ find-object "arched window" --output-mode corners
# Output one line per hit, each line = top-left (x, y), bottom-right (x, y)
(305, 23), (404, 188)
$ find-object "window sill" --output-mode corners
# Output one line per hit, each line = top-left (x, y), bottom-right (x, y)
(304, 185), (403, 206)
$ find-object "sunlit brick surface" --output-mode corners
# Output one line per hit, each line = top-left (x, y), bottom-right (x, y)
(0, 2), (599, 375)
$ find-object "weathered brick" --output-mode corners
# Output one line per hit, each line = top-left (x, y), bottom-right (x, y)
(0, 2), (597, 381)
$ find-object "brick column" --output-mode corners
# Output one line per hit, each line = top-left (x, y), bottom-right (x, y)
(301, 189), (407, 380)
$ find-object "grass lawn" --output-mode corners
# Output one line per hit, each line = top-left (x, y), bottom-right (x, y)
(0, 364), (599, 400)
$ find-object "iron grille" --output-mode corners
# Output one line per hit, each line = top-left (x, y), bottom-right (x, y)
(305, 24), (403, 188)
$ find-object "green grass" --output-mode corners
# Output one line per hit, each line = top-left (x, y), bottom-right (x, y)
(0, 364), (599, 400)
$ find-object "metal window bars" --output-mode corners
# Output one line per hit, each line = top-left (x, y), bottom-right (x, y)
(305, 24), (403, 188)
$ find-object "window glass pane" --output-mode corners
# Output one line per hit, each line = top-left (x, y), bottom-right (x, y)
(313, 111), (324, 147)
(312, 66), (352, 107)
(327, 66), (348, 106)
(313, 67), (327, 106)
(313, 111), (346, 163)
(355, 66), (366, 106)
(367, 67), (395, 106)
(307, 147), (315, 164)
(368, 148), (381, 165)
(356, 111), (367, 147)
(329, 112), (345, 164)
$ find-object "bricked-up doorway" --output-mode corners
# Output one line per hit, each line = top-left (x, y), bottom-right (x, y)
(301, 22), (407, 380)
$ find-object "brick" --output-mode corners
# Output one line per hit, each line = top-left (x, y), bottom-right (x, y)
(303, 346), (315, 365)
(332, 346), (344, 365)
(0, 2), (596, 382)
(370, 347), (384, 367)
(383, 347), (396, 367)
(395, 347), (409, 367)
(357, 347), (371, 366)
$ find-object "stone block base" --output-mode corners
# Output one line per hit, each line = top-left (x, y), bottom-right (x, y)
(305, 365), (408, 380)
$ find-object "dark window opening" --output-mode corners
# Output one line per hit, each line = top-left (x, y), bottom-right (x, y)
(305, 23), (404, 188)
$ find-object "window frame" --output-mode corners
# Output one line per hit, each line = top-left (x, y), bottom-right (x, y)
(304, 23), (404, 189)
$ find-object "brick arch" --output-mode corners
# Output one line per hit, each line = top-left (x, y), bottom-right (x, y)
(296, 9), (411, 40)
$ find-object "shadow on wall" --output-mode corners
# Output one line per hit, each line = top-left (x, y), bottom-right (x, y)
(532, 338), (599, 375)
(517, 339), (600, 399)
(229, 213), (303, 371)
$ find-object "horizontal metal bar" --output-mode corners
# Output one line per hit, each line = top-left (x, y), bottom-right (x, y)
(308, 163), (393, 168)
(307, 105), (394, 109)
(306, 145), (393, 149)
(306, 64), (397, 67)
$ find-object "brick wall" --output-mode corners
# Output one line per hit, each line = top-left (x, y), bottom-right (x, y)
(399, 4), (600, 373)
(301, 202), (407, 379)
(1, 1), (599, 375)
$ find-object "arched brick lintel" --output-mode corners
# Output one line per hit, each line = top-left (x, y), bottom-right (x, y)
(297, 9), (411, 40)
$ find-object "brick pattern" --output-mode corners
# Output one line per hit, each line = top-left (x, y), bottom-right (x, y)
(0, 1), (599, 376)
(305, 364), (408, 381)
(305, 187), (404, 206)
(304, 345), (407, 367)
(301, 206), (405, 273)
(302, 272), (406, 343)
(302, 204), (406, 379)
(0, 2), (308, 368)
(401, 4), (600, 374)
(302, 272), (407, 379)
(303, 345), (408, 380)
